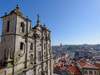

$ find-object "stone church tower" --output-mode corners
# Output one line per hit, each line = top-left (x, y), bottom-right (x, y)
(0, 5), (53, 75)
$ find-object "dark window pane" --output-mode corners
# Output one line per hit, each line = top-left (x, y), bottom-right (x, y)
(38, 51), (42, 61)
(20, 42), (24, 50)
(30, 43), (33, 50)
(21, 22), (25, 33)
(89, 71), (92, 74)
(7, 21), (10, 32)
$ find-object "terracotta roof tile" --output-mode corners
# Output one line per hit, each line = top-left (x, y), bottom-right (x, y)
(67, 64), (81, 75)
(95, 63), (100, 69)
(78, 60), (98, 69)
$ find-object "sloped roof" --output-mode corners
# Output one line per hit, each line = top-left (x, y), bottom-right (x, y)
(95, 63), (100, 69)
(78, 59), (98, 69)
(32, 24), (50, 32)
(1, 5), (31, 22)
(67, 64), (81, 75)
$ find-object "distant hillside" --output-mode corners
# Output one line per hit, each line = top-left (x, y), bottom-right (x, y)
(52, 44), (100, 58)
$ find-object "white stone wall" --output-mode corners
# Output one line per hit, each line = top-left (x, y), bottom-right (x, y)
(0, 14), (17, 64)
(0, 8), (53, 75)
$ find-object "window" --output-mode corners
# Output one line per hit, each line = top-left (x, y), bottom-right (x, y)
(41, 71), (45, 75)
(7, 21), (10, 32)
(44, 43), (46, 49)
(30, 54), (33, 64)
(84, 70), (88, 74)
(94, 71), (97, 75)
(38, 51), (42, 61)
(20, 42), (24, 50)
(30, 43), (33, 50)
(30, 24), (31, 30)
(21, 22), (25, 33)
(4, 49), (7, 60)
(89, 71), (92, 75)
(44, 52), (46, 58)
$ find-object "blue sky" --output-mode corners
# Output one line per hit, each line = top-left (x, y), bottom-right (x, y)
(0, 0), (100, 45)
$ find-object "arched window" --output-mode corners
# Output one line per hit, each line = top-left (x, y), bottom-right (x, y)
(21, 22), (25, 33)
(89, 71), (92, 75)
(20, 42), (24, 50)
(6, 21), (10, 32)
(30, 43), (33, 50)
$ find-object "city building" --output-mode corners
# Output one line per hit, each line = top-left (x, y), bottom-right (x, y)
(53, 53), (100, 75)
(0, 5), (53, 75)
(77, 59), (99, 75)
(74, 50), (92, 60)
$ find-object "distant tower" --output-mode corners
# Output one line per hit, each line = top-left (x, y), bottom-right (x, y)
(60, 43), (62, 48)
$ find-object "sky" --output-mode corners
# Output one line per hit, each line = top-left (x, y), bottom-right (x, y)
(0, 0), (100, 45)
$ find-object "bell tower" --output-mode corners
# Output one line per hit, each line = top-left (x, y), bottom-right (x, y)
(2, 5), (19, 35)
(1, 6), (18, 65)
(0, 5), (53, 75)
(0, 5), (32, 66)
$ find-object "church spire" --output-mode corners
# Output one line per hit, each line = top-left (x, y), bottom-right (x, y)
(36, 14), (41, 25)
(16, 4), (19, 10)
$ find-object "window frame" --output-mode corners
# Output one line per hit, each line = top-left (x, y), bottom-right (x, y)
(20, 42), (24, 50)
(30, 43), (33, 50)
(6, 21), (10, 32)
(20, 22), (25, 33)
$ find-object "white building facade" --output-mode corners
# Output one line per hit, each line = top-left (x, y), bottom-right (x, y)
(0, 5), (53, 75)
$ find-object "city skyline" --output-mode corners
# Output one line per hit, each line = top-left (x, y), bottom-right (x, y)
(1, 0), (100, 45)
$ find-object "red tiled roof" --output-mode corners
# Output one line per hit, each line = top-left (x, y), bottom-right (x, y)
(83, 63), (98, 69)
(54, 63), (67, 73)
(67, 64), (81, 75)
(78, 60), (98, 69)
(54, 62), (65, 70)
(95, 63), (100, 69)
(78, 60), (86, 67)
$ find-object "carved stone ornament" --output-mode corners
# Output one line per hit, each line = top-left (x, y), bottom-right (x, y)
(15, 50), (25, 63)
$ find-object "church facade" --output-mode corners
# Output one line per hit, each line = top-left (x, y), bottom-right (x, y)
(0, 5), (53, 75)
